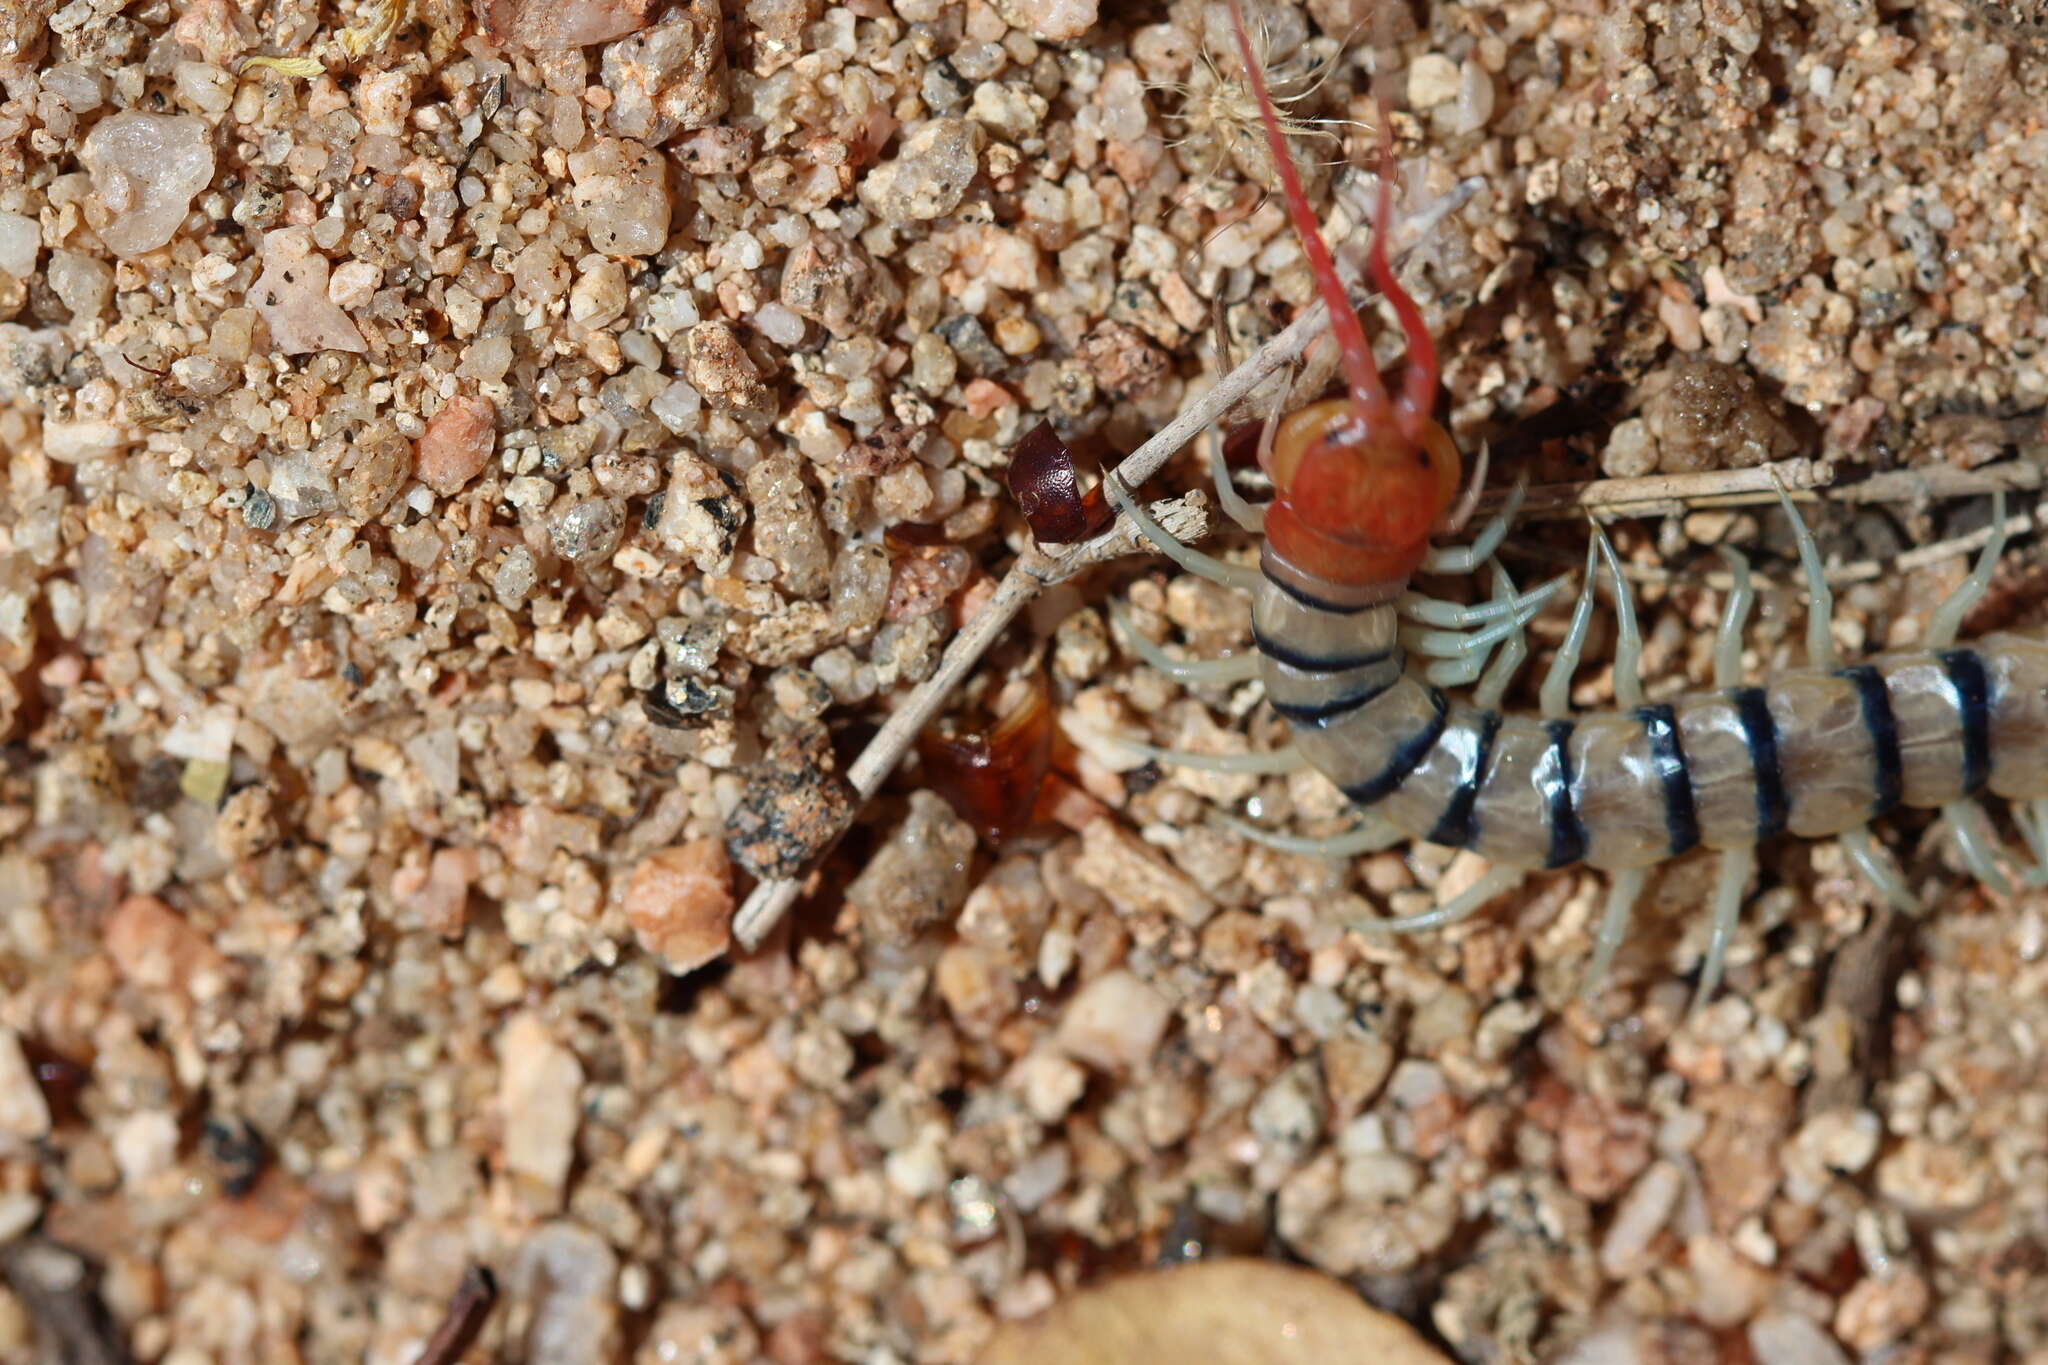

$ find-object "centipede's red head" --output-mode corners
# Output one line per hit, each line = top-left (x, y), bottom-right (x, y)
(1227, 0), (1461, 589)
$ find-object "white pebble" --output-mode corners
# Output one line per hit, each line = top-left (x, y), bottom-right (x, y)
(112, 1111), (180, 1186)
(0, 210), (39, 278)
(498, 1012), (584, 1208)
(81, 112), (216, 257)
(0, 1027), (51, 1142)
(1407, 54), (1461, 109)
(1057, 969), (1171, 1072)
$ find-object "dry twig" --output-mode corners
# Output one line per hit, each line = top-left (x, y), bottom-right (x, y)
(415, 1265), (498, 1365)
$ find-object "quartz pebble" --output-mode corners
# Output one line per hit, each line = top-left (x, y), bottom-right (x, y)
(416, 396), (497, 494)
(249, 227), (367, 355)
(0, 209), (38, 278)
(1058, 969), (1171, 1071)
(568, 138), (671, 257)
(845, 790), (975, 943)
(509, 1223), (620, 1361)
(602, 0), (727, 140)
(480, 0), (653, 49)
(498, 1012), (584, 1208)
(861, 118), (982, 224)
(998, 0), (1098, 40)
(622, 839), (733, 972)
(81, 112), (215, 257)
(0, 1026), (51, 1144)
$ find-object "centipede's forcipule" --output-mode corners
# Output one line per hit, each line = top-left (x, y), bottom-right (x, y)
(1107, 0), (2048, 1009)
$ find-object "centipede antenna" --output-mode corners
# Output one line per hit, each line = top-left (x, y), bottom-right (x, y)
(1216, 811), (1403, 858)
(1591, 522), (1645, 711)
(1839, 826), (1913, 911)
(1772, 476), (1836, 670)
(1114, 735), (1308, 775)
(1350, 863), (1524, 935)
(1541, 538), (1603, 719)
(1582, 865), (1648, 997)
(1474, 563), (1530, 711)
(1205, 427), (1267, 534)
(1927, 490), (2009, 648)
(1713, 546), (1755, 689)
(1943, 799), (2014, 898)
(1226, 0), (1390, 418)
(1365, 104), (1439, 443)
(1108, 601), (1264, 685)
(1421, 468), (1524, 574)
(1693, 845), (1754, 1012)
(1103, 473), (1263, 593)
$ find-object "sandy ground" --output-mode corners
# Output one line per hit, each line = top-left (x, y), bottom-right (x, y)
(0, 0), (2046, 1361)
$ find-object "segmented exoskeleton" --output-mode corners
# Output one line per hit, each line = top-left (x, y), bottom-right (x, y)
(1110, 0), (2048, 1003)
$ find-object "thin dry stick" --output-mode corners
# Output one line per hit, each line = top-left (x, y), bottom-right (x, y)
(732, 180), (1484, 947)
(416, 1265), (498, 1365)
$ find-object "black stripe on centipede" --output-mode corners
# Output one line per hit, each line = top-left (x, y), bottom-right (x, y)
(1539, 719), (1586, 869)
(1251, 627), (1393, 676)
(1268, 678), (1397, 726)
(1730, 687), (1788, 842)
(1426, 710), (1502, 849)
(1939, 648), (1992, 796)
(1835, 665), (1903, 816)
(1634, 704), (1700, 857)
(1264, 572), (1380, 616)
(1341, 687), (1449, 805)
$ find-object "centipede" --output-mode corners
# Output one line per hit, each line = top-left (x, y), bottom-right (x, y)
(1104, 0), (2048, 1005)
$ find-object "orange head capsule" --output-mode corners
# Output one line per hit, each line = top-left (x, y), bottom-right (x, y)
(1227, 0), (1461, 593)
(1260, 397), (1461, 587)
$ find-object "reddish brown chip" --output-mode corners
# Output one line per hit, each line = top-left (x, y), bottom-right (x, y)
(1006, 420), (1113, 545)
(919, 670), (1054, 844)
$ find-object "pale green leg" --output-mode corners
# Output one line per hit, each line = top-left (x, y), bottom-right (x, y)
(1773, 479), (1836, 669)
(1591, 522), (1644, 709)
(1693, 846), (1754, 1013)
(1113, 736), (1307, 775)
(1349, 864), (1526, 935)
(1105, 474), (1263, 593)
(1927, 491), (2009, 648)
(1540, 538), (1602, 719)
(1582, 865), (1648, 998)
(1713, 547), (1754, 688)
(1217, 810), (1403, 858)
(1107, 602), (1262, 685)
(1474, 564), (1532, 712)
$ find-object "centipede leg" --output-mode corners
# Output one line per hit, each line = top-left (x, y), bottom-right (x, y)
(1927, 490), (2010, 648)
(1773, 479), (1837, 669)
(1839, 825), (1914, 910)
(1108, 602), (1263, 685)
(1943, 798), (2015, 897)
(1104, 474), (1263, 593)
(1694, 845), (1754, 1012)
(1113, 735), (1309, 775)
(1474, 563), (1532, 711)
(1582, 864), (1648, 997)
(1541, 538), (1603, 719)
(2017, 800), (2048, 886)
(1206, 426), (1267, 535)
(1217, 810), (1403, 858)
(1399, 572), (1566, 628)
(1591, 523), (1645, 710)
(1351, 863), (1526, 934)
(1403, 586), (1560, 677)
(1420, 467), (1525, 575)
(1713, 547), (1755, 688)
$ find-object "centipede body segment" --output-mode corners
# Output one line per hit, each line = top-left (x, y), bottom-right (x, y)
(1109, 0), (2048, 1003)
